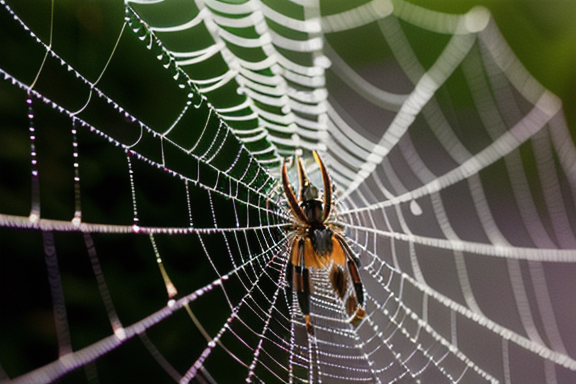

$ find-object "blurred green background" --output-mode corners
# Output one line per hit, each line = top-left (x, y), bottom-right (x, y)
(410, 0), (576, 137)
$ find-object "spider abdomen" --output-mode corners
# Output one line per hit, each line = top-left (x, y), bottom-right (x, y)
(291, 234), (346, 270)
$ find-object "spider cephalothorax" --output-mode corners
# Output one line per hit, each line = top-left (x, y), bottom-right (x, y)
(282, 151), (365, 335)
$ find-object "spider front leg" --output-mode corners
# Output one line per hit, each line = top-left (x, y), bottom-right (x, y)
(290, 237), (314, 335)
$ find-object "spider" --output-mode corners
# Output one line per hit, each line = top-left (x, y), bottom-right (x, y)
(282, 151), (366, 335)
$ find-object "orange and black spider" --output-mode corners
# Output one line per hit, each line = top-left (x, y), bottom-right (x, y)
(282, 151), (366, 335)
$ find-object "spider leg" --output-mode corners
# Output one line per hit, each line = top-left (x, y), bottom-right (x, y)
(291, 238), (313, 335)
(312, 150), (332, 222)
(282, 158), (308, 224)
(336, 235), (366, 323)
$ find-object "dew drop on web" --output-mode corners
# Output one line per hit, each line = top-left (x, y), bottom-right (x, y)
(410, 199), (422, 216)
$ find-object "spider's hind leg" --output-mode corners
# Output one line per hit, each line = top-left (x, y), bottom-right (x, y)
(336, 235), (366, 324)
(291, 238), (313, 335)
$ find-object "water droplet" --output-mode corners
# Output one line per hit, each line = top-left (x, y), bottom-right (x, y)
(410, 199), (423, 216)
(114, 328), (126, 340)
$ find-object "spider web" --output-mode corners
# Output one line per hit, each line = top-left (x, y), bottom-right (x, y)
(1, 0), (575, 383)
